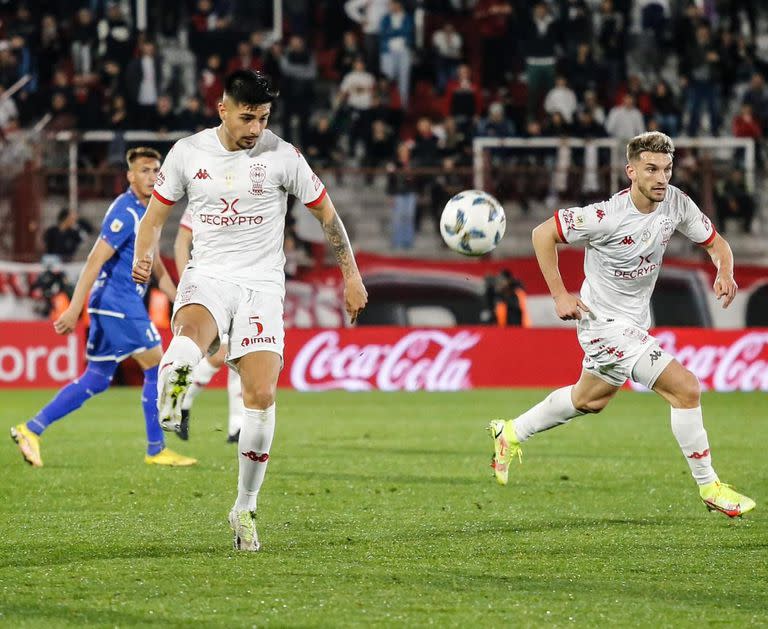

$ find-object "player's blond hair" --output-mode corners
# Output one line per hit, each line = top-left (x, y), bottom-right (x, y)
(626, 132), (674, 162)
(126, 147), (162, 168)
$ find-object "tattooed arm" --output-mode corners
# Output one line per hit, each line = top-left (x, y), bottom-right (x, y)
(307, 193), (368, 322)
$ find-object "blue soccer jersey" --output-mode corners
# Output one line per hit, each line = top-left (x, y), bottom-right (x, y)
(86, 188), (161, 362)
(88, 188), (150, 319)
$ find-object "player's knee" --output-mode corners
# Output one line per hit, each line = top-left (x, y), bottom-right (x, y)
(242, 385), (276, 410)
(80, 367), (113, 396)
(676, 370), (701, 408)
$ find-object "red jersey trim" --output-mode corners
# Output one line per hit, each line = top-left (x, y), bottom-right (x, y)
(553, 210), (567, 243)
(697, 228), (717, 247)
(306, 188), (327, 208)
(152, 190), (176, 206)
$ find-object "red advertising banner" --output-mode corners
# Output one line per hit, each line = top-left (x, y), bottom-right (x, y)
(2, 323), (767, 392)
(0, 323), (84, 388)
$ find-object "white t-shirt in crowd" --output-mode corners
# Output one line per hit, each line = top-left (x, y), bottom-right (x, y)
(555, 184), (715, 330)
(154, 127), (325, 298)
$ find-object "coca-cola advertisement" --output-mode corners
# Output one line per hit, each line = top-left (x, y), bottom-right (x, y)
(2, 323), (768, 392)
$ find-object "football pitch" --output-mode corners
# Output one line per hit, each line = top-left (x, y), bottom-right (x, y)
(1, 388), (766, 627)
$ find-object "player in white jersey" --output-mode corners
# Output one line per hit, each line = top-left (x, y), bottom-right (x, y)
(173, 208), (243, 443)
(488, 131), (755, 518)
(132, 70), (368, 550)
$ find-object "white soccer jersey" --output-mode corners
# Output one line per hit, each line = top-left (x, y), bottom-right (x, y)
(153, 128), (326, 297)
(555, 184), (716, 329)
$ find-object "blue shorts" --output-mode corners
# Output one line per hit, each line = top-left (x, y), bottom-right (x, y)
(86, 313), (161, 362)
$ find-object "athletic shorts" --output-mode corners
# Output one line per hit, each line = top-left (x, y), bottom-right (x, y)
(576, 316), (673, 388)
(86, 313), (161, 362)
(172, 268), (285, 367)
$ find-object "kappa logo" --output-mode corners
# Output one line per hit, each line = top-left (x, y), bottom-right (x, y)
(687, 448), (710, 459)
(193, 169), (212, 180)
(596, 208), (605, 222)
(620, 236), (635, 245)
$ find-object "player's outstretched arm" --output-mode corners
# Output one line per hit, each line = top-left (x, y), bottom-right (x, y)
(532, 217), (590, 321)
(54, 239), (115, 335)
(174, 226), (193, 278)
(152, 248), (177, 302)
(133, 196), (174, 283)
(307, 193), (368, 323)
(702, 233), (737, 308)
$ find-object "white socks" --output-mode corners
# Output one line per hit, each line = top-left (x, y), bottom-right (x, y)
(227, 367), (244, 436)
(670, 406), (718, 485)
(513, 385), (584, 443)
(234, 404), (276, 512)
(181, 358), (220, 410)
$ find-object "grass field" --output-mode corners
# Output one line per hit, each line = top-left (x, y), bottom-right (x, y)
(1, 388), (766, 627)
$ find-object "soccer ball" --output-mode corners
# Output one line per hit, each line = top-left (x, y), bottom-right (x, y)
(439, 190), (506, 256)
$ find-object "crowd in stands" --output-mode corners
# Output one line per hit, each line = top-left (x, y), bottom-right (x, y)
(0, 0), (765, 248)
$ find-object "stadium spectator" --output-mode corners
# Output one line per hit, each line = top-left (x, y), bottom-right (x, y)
(742, 72), (768, 130)
(344, 0), (389, 76)
(336, 30), (364, 79)
(279, 35), (317, 146)
(198, 53), (225, 117)
(605, 94), (645, 140)
(582, 89), (606, 125)
(715, 168), (756, 234)
(544, 75), (578, 124)
(71, 7), (98, 76)
(125, 40), (164, 126)
(379, 0), (414, 109)
(154, 94), (178, 132)
(523, 2), (558, 118)
(650, 80), (681, 137)
(431, 21), (463, 94)
(487, 269), (530, 327)
(594, 0), (626, 95)
(97, 2), (134, 68)
(473, 0), (513, 89)
(439, 115), (471, 166)
(681, 24), (721, 136)
(337, 57), (376, 160)
(387, 142), (418, 250)
(305, 113), (342, 168)
(443, 63), (483, 129)
(477, 102), (516, 139)
(43, 209), (94, 262)
(226, 39), (264, 75)
(731, 103), (762, 139)
(363, 118), (396, 170)
(38, 15), (65, 88)
(572, 108), (606, 138)
(564, 43), (600, 99)
(616, 74), (653, 116)
(174, 94), (210, 132)
(560, 0), (593, 58)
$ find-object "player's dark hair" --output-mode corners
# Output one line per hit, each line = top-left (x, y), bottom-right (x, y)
(626, 132), (674, 162)
(223, 70), (279, 106)
(126, 147), (162, 167)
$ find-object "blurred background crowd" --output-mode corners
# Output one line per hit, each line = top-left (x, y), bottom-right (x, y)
(0, 0), (766, 268)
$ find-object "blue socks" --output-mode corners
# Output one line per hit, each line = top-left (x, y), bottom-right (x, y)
(27, 361), (117, 435)
(142, 365), (165, 456)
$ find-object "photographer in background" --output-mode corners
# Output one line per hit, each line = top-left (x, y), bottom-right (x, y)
(43, 208), (94, 262)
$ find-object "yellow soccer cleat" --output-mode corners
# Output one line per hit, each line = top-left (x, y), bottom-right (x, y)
(144, 447), (197, 467)
(228, 509), (260, 551)
(10, 424), (42, 467)
(700, 481), (756, 518)
(486, 419), (522, 485)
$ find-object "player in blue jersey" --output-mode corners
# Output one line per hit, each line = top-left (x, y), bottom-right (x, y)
(10, 147), (197, 468)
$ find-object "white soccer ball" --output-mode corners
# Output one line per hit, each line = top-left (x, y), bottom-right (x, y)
(439, 189), (506, 256)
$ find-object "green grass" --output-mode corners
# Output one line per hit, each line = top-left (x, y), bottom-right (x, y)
(0, 388), (766, 628)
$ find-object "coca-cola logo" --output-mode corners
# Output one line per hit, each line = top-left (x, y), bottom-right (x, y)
(290, 330), (481, 391)
(631, 331), (768, 392)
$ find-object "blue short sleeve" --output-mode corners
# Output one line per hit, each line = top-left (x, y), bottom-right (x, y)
(99, 206), (135, 251)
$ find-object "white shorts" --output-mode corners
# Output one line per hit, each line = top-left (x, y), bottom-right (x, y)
(577, 317), (673, 388)
(173, 268), (285, 368)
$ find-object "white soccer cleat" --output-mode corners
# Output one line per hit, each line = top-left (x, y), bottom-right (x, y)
(157, 361), (192, 434)
(228, 509), (260, 551)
